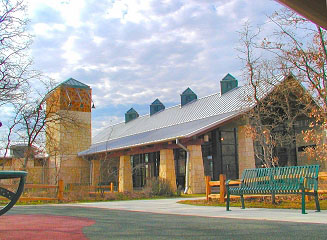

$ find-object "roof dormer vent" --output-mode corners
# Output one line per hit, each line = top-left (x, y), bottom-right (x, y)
(181, 88), (197, 107)
(150, 99), (165, 116)
(125, 108), (139, 123)
(220, 73), (238, 94)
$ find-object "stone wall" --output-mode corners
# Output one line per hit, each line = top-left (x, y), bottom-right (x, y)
(118, 155), (133, 192)
(238, 125), (256, 175)
(159, 149), (177, 192)
(0, 158), (49, 184)
(91, 159), (100, 186)
(187, 145), (205, 194)
(46, 84), (92, 186)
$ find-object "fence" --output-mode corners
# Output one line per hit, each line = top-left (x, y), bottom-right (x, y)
(205, 172), (327, 203)
(0, 180), (64, 202)
(1, 180), (116, 202)
(21, 181), (115, 202)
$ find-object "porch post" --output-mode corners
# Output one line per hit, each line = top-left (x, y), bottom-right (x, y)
(91, 159), (100, 186)
(238, 125), (255, 175)
(159, 149), (177, 192)
(187, 145), (205, 194)
(118, 155), (133, 192)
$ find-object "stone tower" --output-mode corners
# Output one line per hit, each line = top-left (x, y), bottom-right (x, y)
(45, 78), (92, 184)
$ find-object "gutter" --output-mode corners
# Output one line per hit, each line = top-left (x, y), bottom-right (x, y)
(176, 139), (190, 194)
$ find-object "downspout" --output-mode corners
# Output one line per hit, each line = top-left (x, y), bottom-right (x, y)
(176, 139), (190, 194)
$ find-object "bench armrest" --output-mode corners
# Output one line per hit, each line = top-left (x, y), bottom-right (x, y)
(226, 179), (242, 186)
(300, 176), (319, 191)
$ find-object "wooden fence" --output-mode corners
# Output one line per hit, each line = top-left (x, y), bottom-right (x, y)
(0, 180), (64, 202)
(205, 172), (327, 203)
(0, 180), (115, 202)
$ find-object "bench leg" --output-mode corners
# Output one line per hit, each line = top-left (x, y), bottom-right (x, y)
(301, 189), (307, 214)
(314, 191), (320, 212)
(226, 192), (231, 211)
(241, 195), (245, 209)
(272, 193), (276, 204)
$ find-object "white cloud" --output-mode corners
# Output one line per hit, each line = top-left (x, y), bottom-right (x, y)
(27, 0), (282, 131)
(61, 36), (82, 65)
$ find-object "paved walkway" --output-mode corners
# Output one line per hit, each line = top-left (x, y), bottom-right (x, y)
(61, 198), (327, 224)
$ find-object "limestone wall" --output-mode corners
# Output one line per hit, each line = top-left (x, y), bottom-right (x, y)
(118, 155), (133, 192)
(187, 145), (205, 194)
(238, 125), (256, 175)
(159, 149), (177, 192)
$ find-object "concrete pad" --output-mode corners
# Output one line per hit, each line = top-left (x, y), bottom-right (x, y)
(59, 198), (327, 224)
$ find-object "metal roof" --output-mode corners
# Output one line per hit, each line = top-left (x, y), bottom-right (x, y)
(79, 75), (284, 156)
(60, 78), (90, 89)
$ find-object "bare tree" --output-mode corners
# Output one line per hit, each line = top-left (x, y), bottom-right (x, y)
(0, 0), (33, 105)
(1, 78), (86, 170)
(260, 9), (327, 161)
(239, 22), (315, 167)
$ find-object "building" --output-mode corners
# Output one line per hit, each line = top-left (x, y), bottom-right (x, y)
(5, 74), (320, 191)
(45, 78), (92, 185)
(76, 74), (323, 194)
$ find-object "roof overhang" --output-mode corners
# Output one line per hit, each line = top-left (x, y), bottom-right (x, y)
(78, 109), (250, 157)
(276, 0), (327, 30)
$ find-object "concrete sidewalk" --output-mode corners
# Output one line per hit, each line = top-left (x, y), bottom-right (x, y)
(61, 198), (327, 224)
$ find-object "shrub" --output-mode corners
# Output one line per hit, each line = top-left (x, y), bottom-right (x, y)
(144, 178), (174, 197)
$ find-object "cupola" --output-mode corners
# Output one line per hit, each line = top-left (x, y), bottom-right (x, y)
(150, 99), (165, 116)
(181, 87), (197, 106)
(220, 73), (238, 95)
(125, 108), (139, 123)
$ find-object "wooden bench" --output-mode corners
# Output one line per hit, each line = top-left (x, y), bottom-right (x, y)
(0, 171), (27, 215)
(226, 165), (320, 214)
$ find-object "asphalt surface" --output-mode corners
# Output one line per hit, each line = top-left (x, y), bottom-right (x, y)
(63, 198), (327, 224)
(6, 203), (327, 240)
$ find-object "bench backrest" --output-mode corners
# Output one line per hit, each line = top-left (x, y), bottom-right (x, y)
(240, 165), (320, 190)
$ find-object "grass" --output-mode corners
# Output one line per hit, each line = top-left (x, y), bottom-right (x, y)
(0, 191), (186, 206)
(180, 193), (206, 198)
(178, 195), (327, 210)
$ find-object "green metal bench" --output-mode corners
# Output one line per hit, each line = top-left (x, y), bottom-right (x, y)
(0, 171), (27, 215)
(226, 165), (320, 214)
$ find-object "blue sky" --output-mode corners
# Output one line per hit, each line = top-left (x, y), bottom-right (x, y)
(26, 0), (283, 137)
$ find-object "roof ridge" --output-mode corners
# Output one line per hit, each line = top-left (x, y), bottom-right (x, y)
(92, 89), (245, 142)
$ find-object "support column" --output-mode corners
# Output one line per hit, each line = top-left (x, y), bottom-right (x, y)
(118, 155), (133, 192)
(91, 160), (100, 186)
(187, 145), (206, 194)
(238, 125), (255, 175)
(159, 149), (177, 192)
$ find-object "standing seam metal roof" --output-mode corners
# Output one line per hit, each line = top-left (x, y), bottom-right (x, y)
(79, 76), (284, 156)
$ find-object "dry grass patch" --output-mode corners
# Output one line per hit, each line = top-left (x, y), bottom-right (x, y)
(178, 195), (327, 210)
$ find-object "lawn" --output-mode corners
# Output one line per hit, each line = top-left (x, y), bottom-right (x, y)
(178, 195), (327, 210)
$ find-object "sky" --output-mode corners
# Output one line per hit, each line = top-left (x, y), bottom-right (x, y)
(26, 0), (283, 137)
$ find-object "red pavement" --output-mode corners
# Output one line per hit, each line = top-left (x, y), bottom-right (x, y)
(0, 214), (95, 240)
